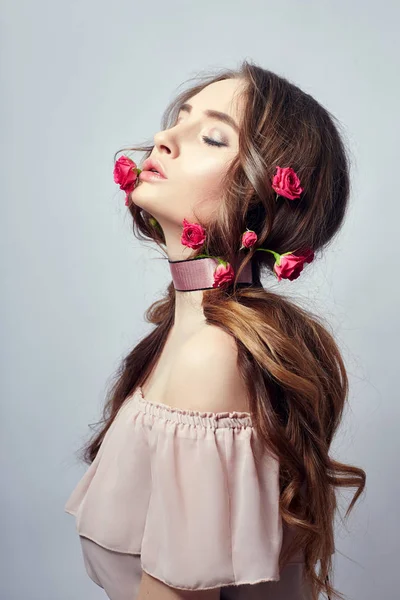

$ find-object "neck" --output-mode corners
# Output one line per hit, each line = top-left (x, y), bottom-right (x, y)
(167, 254), (254, 334)
(153, 222), (254, 334)
(172, 288), (208, 335)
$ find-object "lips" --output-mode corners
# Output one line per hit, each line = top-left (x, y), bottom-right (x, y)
(141, 157), (167, 179)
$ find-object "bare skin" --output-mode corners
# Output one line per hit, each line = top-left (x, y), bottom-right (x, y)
(130, 78), (248, 599)
(131, 77), (245, 404)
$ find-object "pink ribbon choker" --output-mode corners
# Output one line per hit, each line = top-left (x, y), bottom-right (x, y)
(168, 256), (254, 292)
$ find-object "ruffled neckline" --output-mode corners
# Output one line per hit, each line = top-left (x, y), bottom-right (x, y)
(130, 386), (253, 429)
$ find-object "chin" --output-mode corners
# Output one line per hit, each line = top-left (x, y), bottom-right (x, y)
(130, 185), (151, 205)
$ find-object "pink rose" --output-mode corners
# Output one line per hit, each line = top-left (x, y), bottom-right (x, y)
(274, 248), (314, 281)
(180, 218), (207, 249)
(212, 262), (235, 288)
(241, 230), (258, 249)
(113, 155), (140, 194)
(272, 166), (303, 200)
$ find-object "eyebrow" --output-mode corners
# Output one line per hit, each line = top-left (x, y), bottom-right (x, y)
(178, 102), (239, 134)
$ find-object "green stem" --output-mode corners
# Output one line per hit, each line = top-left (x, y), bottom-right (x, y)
(194, 253), (225, 266)
(254, 248), (281, 263)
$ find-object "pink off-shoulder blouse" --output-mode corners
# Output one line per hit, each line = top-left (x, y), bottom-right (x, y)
(65, 387), (311, 599)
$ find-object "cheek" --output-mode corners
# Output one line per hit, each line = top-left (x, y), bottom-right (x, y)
(177, 157), (232, 225)
(178, 155), (230, 195)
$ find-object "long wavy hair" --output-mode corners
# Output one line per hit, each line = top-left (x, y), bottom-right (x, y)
(80, 60), (366, 600)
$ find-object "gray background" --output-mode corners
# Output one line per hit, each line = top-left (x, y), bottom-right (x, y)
(1, 1), (398, 599)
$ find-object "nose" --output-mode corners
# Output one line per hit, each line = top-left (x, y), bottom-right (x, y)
(153, 127), (178, 157)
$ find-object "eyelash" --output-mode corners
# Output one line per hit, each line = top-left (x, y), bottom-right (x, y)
(202, 135), (227, 148)
(173, 118), (227, 148)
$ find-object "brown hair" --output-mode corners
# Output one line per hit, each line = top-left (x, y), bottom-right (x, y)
(80, 59), (366, 600)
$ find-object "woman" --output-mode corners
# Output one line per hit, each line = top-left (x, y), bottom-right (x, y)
(65, 60), (366, 600)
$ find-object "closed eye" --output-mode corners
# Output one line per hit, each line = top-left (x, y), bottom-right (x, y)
(202, 136), (227, 148)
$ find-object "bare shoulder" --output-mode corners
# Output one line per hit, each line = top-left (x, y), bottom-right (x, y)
(164, 324), (251, 414)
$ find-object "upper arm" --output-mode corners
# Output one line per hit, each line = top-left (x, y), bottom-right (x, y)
(163, 325), (250, 414)
(137, 570), (220, 600)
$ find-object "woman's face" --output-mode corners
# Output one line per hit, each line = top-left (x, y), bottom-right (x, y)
(131, 78), (244, 248)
